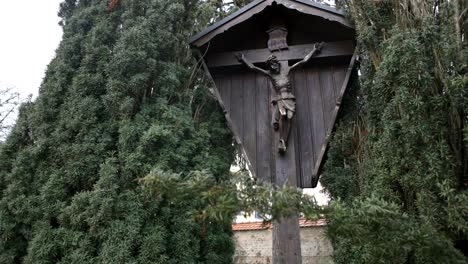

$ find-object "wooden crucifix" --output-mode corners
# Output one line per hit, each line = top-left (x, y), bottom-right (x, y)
(236, 41), (323, 154)
(236, 24), (326, 263)
(190, 1), (356, 263)
(201, 35), (355, 187)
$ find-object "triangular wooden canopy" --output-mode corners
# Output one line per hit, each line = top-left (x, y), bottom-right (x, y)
(190, 0), (356, 188)
(190, 0), (352, 47)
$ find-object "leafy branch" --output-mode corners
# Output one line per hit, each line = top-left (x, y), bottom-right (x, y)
(140, 168), (324, 224)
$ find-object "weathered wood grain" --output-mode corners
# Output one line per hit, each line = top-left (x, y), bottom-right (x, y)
(255, 73), (272, 182)
(307, 67), (326, 179)
(332, 65), (347, 98)
(312, 52), (358, 185)
(206, 41), (354, 68)
(273, 124), (301, 264)
(230, 74), (244, 139)
(294, 69), (314, 188)
(243, 72), (257, 174)
(272, 215), (302, 264)
(211, 62), (351, 188)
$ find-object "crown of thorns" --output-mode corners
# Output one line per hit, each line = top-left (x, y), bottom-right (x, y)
(267, 55), (279, 66)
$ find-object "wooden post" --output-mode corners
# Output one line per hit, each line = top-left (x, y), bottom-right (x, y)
(273, 216), (302, 264)
(272, 124), (301, 264)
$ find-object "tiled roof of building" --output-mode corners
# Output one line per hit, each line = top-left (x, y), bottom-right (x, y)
(232, 218), (327, 231)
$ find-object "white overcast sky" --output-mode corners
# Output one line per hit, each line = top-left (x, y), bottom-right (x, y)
(0, 0), (63, 99)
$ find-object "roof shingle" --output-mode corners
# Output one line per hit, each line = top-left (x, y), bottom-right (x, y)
(232, 218), (326, 231)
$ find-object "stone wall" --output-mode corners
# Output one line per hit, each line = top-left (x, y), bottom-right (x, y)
(233, 226), (334, 264)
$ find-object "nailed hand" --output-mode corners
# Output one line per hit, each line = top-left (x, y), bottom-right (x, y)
(235, 53), (245, 62)
(314, 42), (324, 52)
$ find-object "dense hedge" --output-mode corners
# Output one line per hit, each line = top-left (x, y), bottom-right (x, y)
(322, 1), (468, 263)
(0, 1), (237, 263)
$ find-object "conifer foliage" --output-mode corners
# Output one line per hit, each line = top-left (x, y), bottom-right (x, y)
(0, 0), (237, 263)
(322, 1), (467, 263)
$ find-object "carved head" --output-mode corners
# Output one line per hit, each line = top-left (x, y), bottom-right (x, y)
(267, 55), (280, 74)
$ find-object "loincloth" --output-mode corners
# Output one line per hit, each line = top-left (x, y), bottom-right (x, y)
(272, 93), (296, 119)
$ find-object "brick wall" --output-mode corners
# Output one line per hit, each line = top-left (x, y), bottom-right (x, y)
(233, 224), (333, 264)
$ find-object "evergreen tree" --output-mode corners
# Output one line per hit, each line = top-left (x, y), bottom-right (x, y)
(322, 1), (468, 263)
(0, 0), (237, 263)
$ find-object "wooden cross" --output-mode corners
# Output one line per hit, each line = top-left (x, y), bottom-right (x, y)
(206, 40), (353, 68)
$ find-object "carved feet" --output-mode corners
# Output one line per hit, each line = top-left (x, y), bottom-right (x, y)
(273, 121), (279, 131)
(279, 139), (287, 154)
(273, 122), (287, 153)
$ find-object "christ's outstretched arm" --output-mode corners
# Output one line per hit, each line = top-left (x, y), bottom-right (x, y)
(236, 53), (270, 76)
(290, 42), (324, 71)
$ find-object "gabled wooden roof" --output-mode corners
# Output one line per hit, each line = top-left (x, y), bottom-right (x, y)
(190, 0), (352, 47)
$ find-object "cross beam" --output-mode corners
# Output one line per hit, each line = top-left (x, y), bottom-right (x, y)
(206, 40), (353, 68)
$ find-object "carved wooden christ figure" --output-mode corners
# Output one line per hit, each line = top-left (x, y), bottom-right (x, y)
(236, 42), (323, 153)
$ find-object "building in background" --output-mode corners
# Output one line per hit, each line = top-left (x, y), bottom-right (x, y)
(232, 218), (333, 264)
